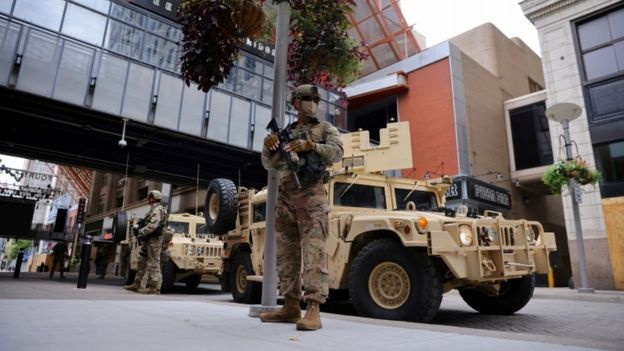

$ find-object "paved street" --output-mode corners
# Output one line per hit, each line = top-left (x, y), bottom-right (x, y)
(1, 272), (623, 350)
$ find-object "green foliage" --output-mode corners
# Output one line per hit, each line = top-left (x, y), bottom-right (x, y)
(178, 0), (366, 94)
(542, 158), (601, 194)
(179, 0), (267, 92)
(288, 0), (367, 90)
(5, 239), (32, 260)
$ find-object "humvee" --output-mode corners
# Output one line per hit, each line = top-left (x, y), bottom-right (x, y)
(205, 121), (557, 322)
(116, 212), (223, 293)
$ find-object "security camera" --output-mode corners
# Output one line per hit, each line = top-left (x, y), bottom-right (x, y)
(118, 139), (127, 148)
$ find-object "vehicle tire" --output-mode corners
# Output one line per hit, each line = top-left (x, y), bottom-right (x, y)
(160, 260), (177, 293)
(458, 274), (535, 315)
(112, 211), (128, 243)
(124, 269), (136, 286)
(184, 274), (202, 288)
(349, 238), (443, 323)
(205, 178), (238, 234)
(230, 251), (261, 304)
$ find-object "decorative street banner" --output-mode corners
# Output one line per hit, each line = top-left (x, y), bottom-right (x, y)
(129, 0), (181, 21)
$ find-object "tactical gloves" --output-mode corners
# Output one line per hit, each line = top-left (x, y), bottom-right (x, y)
(264, 134), (279, 151)
(286, 139), (315, 153)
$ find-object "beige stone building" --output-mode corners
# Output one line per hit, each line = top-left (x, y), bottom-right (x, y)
(521, 0), (624, 290)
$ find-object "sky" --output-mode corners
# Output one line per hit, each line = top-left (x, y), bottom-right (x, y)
(399, 0), (541, 56)
(0, 155), (26, 184)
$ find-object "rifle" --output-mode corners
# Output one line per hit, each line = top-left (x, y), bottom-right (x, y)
(266, 116), (302, 189)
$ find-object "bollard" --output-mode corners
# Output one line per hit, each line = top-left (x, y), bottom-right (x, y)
(13, 249), (25, 279)
(77, 236), (93, 289)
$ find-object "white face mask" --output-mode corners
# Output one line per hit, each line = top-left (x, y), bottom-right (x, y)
(300, 100), (318, 116)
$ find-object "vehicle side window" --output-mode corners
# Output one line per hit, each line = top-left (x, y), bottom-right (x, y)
(253, 203), (266, 223)
(394, 188), (438, 211)
(333, 183), (386, 208)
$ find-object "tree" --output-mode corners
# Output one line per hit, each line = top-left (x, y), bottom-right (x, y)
(5, 239), (32, 260)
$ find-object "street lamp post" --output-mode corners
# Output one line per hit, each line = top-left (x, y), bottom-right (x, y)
(545, 102), (594, 293)
(248, 0), (291, 317)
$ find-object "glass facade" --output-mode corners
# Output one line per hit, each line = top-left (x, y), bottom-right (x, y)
(0, 0), (345, 153)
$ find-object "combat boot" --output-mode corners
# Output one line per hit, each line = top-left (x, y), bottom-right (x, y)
(296, 301), (322, 331)
(123, 282), (140, 292)
(138, 287), (160, 295)
(260, 297), (301, 323)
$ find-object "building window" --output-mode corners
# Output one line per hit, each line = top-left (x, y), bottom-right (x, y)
(575, 5), (624, 197)
(509, 101), (553, 170)
(594, 140), (624, 197)
(576, 6), (624, 123)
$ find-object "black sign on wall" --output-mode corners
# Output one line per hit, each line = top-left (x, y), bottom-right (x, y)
(76, 198), (86, 225)
(444, 180), (462, 201)
(129, 0), (181, 21)
(0, 197), (35, 237)
(466, 178), (512, 210)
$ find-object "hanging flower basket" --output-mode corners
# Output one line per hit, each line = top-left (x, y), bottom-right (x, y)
(542, 157), (601, 194)
(288, 0), (368, 91)
(179, 0), (268, 92)
(179, 0), (366, 96)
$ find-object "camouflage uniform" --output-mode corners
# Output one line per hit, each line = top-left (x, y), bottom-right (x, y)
(262, 118), (343, 303)
(49, 241), (67, 278)
(136, 203), (167, 290)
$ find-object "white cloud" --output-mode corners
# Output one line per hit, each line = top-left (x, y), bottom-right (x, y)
(400, 0), (541, 55)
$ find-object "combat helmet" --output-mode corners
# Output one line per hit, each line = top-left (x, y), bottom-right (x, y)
(290, 84), (320, 104)
(148, 190), (162, 201)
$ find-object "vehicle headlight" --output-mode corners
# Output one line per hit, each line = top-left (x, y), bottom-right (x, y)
(459, 225), (474, 246)
(487, 226), (497, 242)
(185, 245), (195, 256)
(526, 226), (535, 243)
(196, 246), (205, 256)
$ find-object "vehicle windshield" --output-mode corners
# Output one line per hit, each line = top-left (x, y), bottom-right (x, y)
(333, 182), (386, 209)
(394, 188), (438, 211)
(169, 221), (189, 234)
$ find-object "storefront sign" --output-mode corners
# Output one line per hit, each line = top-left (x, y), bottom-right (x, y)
(466, 178), (511, 209)
(241, 38), (276, 62)
(129, 0), (180, 21)
(0, 165), (55, 184)
(444, 180), (462, 201)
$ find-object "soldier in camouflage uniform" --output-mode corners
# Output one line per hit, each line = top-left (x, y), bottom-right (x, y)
(259, 84), (344, 331)
(123, 190), (167, 294)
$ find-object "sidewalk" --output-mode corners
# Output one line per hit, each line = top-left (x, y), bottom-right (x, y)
(1, 273), (621, 351)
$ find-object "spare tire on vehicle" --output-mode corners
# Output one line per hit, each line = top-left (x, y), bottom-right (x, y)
(112, 211), (128, 243)
(205, 178), (238, 234)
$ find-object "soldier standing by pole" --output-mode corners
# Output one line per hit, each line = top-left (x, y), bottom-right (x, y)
(124, 190), (167, 294)
(259, 84), (343, 331)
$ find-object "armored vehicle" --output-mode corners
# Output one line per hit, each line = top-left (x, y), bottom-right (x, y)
(205, 122), (557, 322)
(115, 212), (223, 293)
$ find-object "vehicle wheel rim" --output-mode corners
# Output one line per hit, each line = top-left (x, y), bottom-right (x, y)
(209, 193), (219, 221)
(236, 265), (247, 293)
(369, 262), (410, 309)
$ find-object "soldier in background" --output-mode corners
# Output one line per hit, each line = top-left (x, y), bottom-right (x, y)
(123, 190), (167, 294)
(259, 84), (344, 331)
(49, 240), (68, 278)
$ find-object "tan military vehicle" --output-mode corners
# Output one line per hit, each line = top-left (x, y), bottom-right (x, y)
(116, 212), (223, 293)
(205, 122), (557, 322)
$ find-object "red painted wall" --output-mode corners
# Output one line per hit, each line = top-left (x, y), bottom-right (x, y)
(398, 58), (458, 179)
